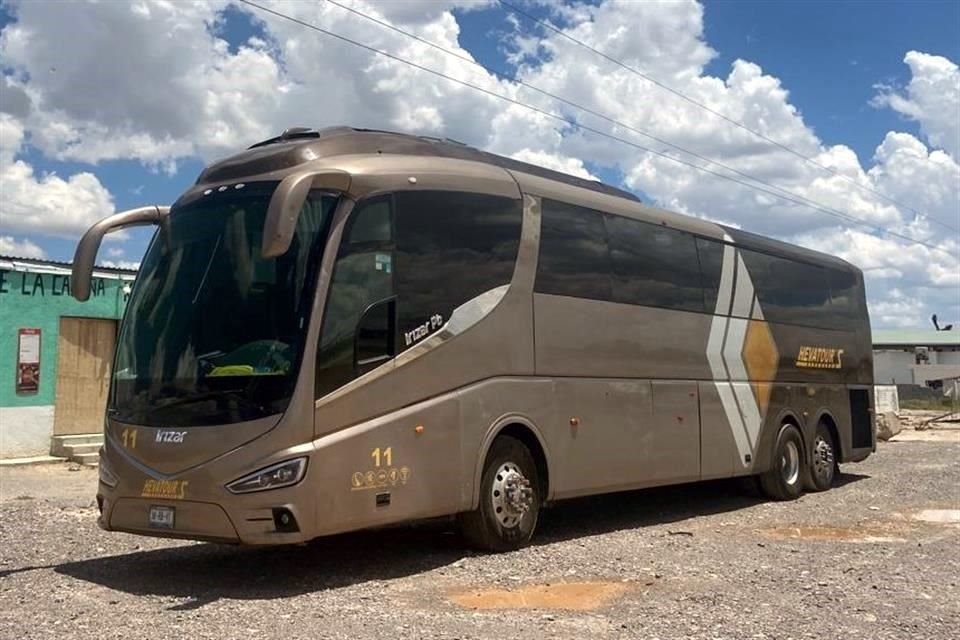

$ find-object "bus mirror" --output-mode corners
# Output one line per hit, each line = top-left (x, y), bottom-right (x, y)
(71, 205), (169, 301)
(262, 169), (351, 258)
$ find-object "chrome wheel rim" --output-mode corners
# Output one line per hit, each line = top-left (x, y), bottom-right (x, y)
(812, 435), (835, 484)
(781, 439), (800, 486)
(491, 462), (534, 528)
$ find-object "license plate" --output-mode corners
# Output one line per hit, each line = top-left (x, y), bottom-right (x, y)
(149, 505), (175, 529)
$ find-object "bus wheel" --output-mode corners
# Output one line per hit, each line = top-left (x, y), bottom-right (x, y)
(459, 436), (541, 552)
(758, 424), (804, 501)
(804, 422), (838, 492)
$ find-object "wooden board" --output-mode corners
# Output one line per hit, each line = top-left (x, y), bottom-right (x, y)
(53, 317), (118, 435)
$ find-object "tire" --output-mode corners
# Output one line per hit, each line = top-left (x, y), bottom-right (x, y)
(758, 424), (805, 501)
(804, 422), (838, 492)
(458, 436), (541, 552)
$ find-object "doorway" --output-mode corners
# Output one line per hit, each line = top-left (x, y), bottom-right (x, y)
(53, 317), (118, 435)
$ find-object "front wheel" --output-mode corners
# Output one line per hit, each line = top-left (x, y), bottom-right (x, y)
(758, 424), (805, 501)
(458, 436), (541, 552)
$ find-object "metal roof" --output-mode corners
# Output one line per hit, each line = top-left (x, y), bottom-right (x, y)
(873, 329), (960, 348)
(0, 254), (137, 279)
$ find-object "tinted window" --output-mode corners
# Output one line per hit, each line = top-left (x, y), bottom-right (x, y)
(741, 250), (832, 327)
(347, 199), (392, 244)
(828, 268), (861, 329)
(606, 216), (704, 312)
(394, 191), (521, 347)
(316, 198), (395, 398)
(697, 238), (724, 313)
(535, 200), (612, 301)
(113, 184), (335, 426)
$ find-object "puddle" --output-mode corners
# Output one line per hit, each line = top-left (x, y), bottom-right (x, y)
(910, 509), (960, 525)
(759, 525), (909, 543)
(450, 581), (630, 611)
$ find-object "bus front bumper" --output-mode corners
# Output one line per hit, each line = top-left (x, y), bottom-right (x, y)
(97, 480), (316, 546)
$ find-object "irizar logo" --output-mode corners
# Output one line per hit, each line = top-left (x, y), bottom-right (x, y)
(155, 430), (186, 444)
(404, 313), (444, 347)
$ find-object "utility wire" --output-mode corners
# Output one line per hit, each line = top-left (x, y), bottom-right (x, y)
(323, 0), (955, 248)
(237, 0), (952, 256)
(497, 0), (958, 233)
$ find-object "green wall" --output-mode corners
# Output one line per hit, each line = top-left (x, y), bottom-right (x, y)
(0, 268), (130, 408)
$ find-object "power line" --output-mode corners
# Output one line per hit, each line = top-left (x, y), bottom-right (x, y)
(323, 0), (956, 249)
(497, 0), (958, 234)
(236, 0), (952, 257)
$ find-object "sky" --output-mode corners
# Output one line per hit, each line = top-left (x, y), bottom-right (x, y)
(0, 0), (958, 329)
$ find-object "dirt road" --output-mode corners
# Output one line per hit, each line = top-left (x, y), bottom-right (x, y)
(1, 438), (957, 639)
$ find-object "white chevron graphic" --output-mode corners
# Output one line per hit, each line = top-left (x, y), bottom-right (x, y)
(706, 234), (768, 468)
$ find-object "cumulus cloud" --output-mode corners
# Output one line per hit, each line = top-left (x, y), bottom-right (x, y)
(0, 113), (117, 238)
(0, 235), (45, 258)
(0, 0), (507, 165)
(0, 0), (957, 327)
(99, 259), (141, 270)
(510, 148), (599, 180)
(873, 51), (960, 160)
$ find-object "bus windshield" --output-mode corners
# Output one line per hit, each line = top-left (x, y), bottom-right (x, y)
(110, 182), (336, 427)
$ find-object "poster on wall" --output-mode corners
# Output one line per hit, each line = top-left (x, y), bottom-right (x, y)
(16, 328), (41, 395)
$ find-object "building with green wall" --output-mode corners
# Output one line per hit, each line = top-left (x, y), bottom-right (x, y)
(0, 255), (135, 458)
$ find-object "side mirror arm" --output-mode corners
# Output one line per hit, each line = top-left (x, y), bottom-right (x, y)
(71, 205), (169, 301)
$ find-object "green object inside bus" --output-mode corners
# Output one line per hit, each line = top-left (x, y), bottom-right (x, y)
(204, 340), (292, 377)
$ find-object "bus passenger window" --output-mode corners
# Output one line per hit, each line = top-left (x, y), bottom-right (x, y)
(696, 238), (724, 314)
(740, 250), (833, 327)
(394, 191), (522, 346)
(535, 200), (612, 301)
(316, 197), (395, 398)
(828, 268), (860, 330)
(605, 215), (704, 312)
(347, 200), (392, 245)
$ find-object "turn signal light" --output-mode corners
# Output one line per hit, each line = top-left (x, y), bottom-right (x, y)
(226, 457), (308, 494)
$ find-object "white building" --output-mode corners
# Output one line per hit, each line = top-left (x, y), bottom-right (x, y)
(873, 330), (960, 387)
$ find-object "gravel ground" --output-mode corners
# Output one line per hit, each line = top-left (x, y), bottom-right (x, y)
(1, 437), (958, 640)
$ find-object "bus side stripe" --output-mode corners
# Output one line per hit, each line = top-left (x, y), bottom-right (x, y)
(722, 317), (749, 380)
(708, 237), (754, 467)
(730, 254), (754, 319)
(715, 235), (736, 316)
(715, 381), (752, 466)
(733, 381), (763, 448)
(706, 313), (728, 380)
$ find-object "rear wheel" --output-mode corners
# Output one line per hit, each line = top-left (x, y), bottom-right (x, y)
(458, 436), (541, 552)
(804, 423), (838, 492)
(758, 424), (805, 501)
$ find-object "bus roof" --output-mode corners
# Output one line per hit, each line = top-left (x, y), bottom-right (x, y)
(199, 126), (640, 204)
(197, 126), (857, 273)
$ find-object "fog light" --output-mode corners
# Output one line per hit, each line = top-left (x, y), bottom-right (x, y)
(226, 457), (308, 494)
(272, 507), (299, 533)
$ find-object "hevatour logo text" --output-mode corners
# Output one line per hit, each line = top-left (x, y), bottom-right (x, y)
(155, 430), (187, 444)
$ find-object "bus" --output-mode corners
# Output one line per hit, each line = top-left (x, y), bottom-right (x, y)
(72, 126), (875, 551)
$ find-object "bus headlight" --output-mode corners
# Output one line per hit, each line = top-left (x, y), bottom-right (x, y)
(226, 457), (308, 494)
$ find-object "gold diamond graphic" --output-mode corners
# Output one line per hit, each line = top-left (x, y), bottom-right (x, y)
(742, 319), (779, 416)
